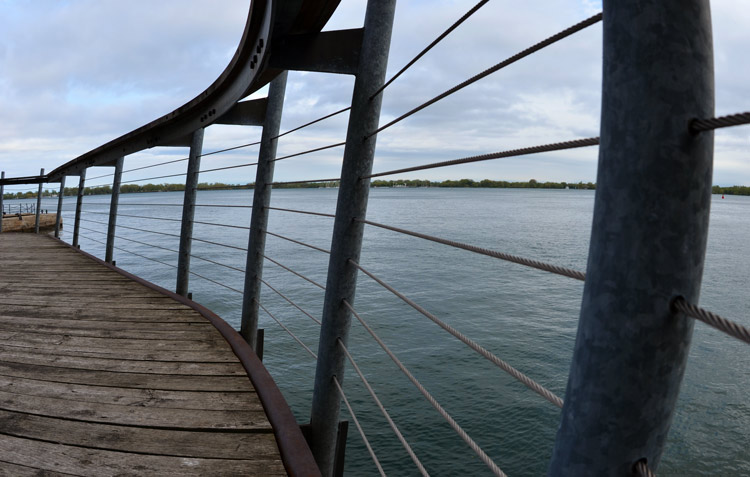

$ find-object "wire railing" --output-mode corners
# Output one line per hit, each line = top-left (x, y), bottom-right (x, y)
(6, 3), (749, 476)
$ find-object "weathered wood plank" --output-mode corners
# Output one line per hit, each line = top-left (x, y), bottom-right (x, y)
(0, 342), (237, 363)
(0, 347), (246, 376)
(0, 233), (295, 474)
(0, 332), (224, 351)
(0, 305), (210, 322)
(0, 296), (191, 309)
(0, 320), (221, 340)
(0, 374), (257, 411)
(0, 314), (214, 331)
(0, 410), (279, 459)
(0, 435), (286, 476)
(0, 362), (254, 392)
(0, 389), (270, 429)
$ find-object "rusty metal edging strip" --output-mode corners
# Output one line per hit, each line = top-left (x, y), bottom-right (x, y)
(51, 235), (321, 477)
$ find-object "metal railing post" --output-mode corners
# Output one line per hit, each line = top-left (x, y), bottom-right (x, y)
(105, 156), (125, 263)
(176, 129), (205, 296)
(549, 1), (714, 474)
(34, 168), (44, 234)
(72, 169), (86, 248)
(55, 177), (65, 238)
(309, 0), (397, 474)
(241, 71), (288, 348)
(0, 171), (4, 233)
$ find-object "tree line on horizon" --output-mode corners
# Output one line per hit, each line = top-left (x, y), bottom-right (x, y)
(5, 181), (750, 199)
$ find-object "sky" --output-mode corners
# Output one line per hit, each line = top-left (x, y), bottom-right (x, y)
(0, 0), (748, 193)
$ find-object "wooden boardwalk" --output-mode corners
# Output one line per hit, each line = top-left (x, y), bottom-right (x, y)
(0, 233), (317, 476)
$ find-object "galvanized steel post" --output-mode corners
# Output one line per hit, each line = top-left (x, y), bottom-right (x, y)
(72, 169), (86, 248)
(549, 1), (714, 474)
(55, 176), (66, 238)
(240, 71), (288, 349)
(176, 129), (204, 297)
(105, 156), (124, 263)
(34, 168), (44, 234)
(0, 171), (4, 233)
(309, 1), (397, 474)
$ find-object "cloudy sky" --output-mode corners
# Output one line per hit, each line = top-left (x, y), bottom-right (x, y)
(0, 0), (747, 193)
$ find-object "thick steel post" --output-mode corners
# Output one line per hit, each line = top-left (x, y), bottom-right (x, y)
(240, 71), (288, 348)
(105, 156), (124, 263)
(55, 177), (66, 238)
(0, 171), (4, 233)
(176, 129), (204, 296)
(34, 168), (44, 234)
(548, 1), (714, 474)
(309, 1), (397, 474)
(72, 169), (86, 248)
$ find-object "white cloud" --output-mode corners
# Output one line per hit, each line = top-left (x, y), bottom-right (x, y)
(0, 1), (747, 186)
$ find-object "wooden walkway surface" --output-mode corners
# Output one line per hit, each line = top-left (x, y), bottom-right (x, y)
(0, 233), (315, 476)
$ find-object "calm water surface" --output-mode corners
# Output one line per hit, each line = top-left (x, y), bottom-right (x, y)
(24, 188), (749, 476)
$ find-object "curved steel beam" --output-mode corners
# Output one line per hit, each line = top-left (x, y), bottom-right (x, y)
(41, 0), (341, 182)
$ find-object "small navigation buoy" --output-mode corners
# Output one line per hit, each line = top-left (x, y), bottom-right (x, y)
(722, 194), (725, 199)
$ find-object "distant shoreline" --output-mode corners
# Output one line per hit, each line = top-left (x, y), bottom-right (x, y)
(4, 180), (749, 199)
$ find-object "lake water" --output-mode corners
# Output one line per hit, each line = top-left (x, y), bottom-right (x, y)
(22, 187), (749, 476)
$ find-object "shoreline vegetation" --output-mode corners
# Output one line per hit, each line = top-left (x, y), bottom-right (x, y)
(2, 180), (747, 200)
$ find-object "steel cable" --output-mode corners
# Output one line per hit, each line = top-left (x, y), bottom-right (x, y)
(257, 301), (318, 359)
(350, 260), (564, 408)
(690, 111), (750, 132)
(260, 279), (321, 325)
(673, 297), (750, 344)
(270, 178), (341, 187)
(359, 218), (586, 281)
(273, 107), (351, 140)
(188, 270), (243, 295)
(200, 141), (261, 157)
(191, 237), (248, 252)
(84, 210), (182, 223)
(344, 301), (507, 477)
(272, 142), (346, 163)
(79, 234), (178, 269)
(266, 207), (336, 218)
(369, 12), (603, 137)
(193, 220), (250, 231)
(371, 0), (491, 99)
(262, 254), (326, 290)
(264, 230), (331, 254)
(79, 217), (181, 239)
(197, 162), (258, 174)
(364, 137), (600, 179)
(333, 377), (386, 477)
(337, 339), (430, 477)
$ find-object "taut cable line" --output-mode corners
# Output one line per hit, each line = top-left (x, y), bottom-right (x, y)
(690, 111), (750, 132)
(257, 301), (318, 359)
(358, 218), (586, 281)
(337, 338), (430, 477)
(344, 301), (507, 477)
(673, 297), (750, 344)
(350, 260), (564, 408)
(363, 137), (600, 179)
(371, 0), (491, 99)
(368, 12), (603, 137)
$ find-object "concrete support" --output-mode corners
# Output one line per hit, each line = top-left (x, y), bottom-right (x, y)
(309, 1), (397, 475)
(55, 177), (66, 238)
(548, 1), (714, 474)
(0, 171), (4, 233)
(72, 170), (86, 248)
(176, 129), (205, 296)
(240, 71), (288, 349)
(34, 168), (44, 234)
(105, 157), (124, 263)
